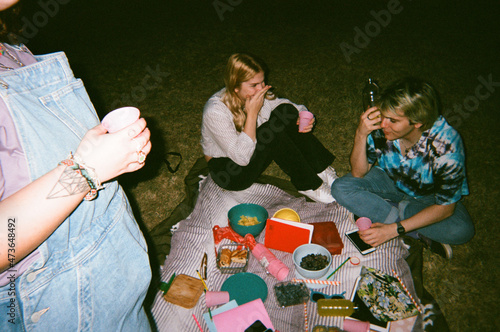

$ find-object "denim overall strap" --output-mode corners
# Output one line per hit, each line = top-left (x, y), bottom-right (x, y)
(0, 51), (151, 331)
(0, 51), (99, 181)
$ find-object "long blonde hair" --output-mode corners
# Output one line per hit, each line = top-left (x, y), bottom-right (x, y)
(221, 53), (275, 131)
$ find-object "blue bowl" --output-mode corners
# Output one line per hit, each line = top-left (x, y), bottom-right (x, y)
(228, 203), (268, 237)
(293, 244), (332, 279)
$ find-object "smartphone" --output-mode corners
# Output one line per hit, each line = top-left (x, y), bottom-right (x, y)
(244, 320), (272, 332)
(345, 276), (390, 332)
(345, 229), (376, 255)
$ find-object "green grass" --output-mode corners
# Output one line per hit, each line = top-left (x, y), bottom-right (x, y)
(28, 0), (499, 330)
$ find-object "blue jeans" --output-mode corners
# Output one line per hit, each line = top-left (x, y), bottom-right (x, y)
(331, 167), (474, 244)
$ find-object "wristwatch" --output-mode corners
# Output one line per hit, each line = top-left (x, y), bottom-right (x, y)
(396, 221), (406, 235)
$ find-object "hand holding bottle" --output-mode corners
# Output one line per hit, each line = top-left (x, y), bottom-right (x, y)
(362, 78), (380, 111)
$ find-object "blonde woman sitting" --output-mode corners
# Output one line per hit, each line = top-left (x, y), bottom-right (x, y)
(201, 53), (337, 203)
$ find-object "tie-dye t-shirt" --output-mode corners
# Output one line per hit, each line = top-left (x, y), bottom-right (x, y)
(367, 116), (468, 205)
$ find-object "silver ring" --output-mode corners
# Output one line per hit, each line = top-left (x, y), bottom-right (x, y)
(137, 151), (146, 164)
(367, 115), (371, 120)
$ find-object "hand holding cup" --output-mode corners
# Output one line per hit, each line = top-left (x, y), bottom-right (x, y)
(75, 107), (151, 183)
(102, 107), (141, 133)
(356, 217), (372, 231)
(298, 111), (315, 132)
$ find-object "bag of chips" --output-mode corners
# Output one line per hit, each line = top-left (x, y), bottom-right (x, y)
(357, 266), (419, 322)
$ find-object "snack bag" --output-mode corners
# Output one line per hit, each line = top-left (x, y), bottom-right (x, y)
(357, 266), (419, 322)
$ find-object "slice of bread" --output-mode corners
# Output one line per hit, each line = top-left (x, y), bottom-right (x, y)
(219, 248), (232, 267)
(231, 249), (248, 264)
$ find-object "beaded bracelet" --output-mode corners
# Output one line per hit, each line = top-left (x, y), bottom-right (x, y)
(59, 153), (103, 201)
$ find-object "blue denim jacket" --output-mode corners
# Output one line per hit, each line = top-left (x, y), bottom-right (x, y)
(0, 50), (151, 331)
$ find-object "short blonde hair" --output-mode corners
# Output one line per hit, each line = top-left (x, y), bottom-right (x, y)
(377, 77), (441, 131)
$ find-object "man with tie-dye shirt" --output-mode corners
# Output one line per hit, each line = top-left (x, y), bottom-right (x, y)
(332, 77), (474, 259)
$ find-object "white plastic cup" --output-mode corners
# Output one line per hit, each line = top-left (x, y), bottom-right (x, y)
(101, 107), (140, 133)
(205, 291), (230, 307)
(298, 111), (314, 131)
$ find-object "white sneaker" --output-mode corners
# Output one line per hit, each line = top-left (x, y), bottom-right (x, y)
(298, 182), (335, 204)
(317, 166), (338, 188)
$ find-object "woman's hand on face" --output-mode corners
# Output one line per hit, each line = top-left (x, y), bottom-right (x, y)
(74, 118), (152, 183)
(357, 106), (382, 136)
(244, 85), (271, 117)
(358, 223), (398, 247)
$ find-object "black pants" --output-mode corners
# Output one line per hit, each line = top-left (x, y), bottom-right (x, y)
(208, 103), (335, 191)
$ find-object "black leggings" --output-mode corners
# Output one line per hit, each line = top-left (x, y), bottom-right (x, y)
(208, 103), (335, 191)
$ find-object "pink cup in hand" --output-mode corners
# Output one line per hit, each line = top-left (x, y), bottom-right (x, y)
(356, 217), (372, 231)
(205, 291), (230, 307)
(101, 106), (140, 133)
(298, 111), (314, 131)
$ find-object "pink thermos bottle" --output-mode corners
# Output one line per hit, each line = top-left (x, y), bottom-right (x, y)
(251, 243), (289, 281)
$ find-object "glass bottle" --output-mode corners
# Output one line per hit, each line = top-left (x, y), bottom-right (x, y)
(362, 78), (380, 111)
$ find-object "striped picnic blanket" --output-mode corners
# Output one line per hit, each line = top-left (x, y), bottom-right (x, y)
(150, 175), (422, 332)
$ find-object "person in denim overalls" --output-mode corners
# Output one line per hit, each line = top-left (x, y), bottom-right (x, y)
(0, 1), (152, 330)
